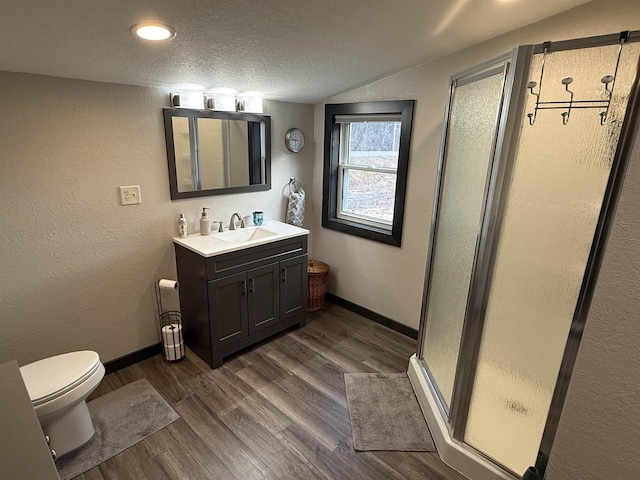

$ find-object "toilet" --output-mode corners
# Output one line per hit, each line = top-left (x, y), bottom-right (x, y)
(19, 350), (105, 458)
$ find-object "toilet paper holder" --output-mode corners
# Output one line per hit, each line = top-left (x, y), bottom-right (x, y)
(155, 279), (185, 363)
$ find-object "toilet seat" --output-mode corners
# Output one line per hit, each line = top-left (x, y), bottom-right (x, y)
(18, 350), (105, 456)
(20, 351), (101, 405)
(20, 351), (105, 426)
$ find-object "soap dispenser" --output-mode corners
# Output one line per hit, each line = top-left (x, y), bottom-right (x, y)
(200, 208), (211, 236)
(178, 213), (188, 238)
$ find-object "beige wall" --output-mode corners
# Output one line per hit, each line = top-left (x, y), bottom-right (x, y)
(0, 71), (314, 366)
(311, 0), (640, 478)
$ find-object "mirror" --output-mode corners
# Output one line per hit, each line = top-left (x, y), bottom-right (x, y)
(163, 108), (271, 199)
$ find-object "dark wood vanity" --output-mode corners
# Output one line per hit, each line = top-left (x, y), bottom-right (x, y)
(175, 235), (308, 368)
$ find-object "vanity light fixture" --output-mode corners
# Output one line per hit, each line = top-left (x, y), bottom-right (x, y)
(169, 83), (205, 109)
(236, 91), (264, 113)
(205, 87), (237, 111)
(131, 22), (177, 41)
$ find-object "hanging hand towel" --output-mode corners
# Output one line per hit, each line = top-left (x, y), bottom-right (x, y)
(286, 178), (305, 227)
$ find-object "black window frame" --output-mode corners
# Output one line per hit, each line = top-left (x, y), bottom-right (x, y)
(322, 100), (415, 246)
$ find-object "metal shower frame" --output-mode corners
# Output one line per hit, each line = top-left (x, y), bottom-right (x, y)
(416, 30), (640, 478)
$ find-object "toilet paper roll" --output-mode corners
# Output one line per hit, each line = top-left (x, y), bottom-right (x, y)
(164, 341), (185, 361)
(161, 323), (183, 346)
(158, 279), (179, 290)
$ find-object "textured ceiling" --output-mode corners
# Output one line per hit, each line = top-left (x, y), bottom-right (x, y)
(0, 0), (589, 103)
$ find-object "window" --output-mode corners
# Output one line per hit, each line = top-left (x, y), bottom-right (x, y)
(322, 100), (415, 246)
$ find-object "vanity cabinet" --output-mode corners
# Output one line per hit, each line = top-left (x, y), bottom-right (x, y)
(209, 262), (280, 346)
(175, 235), (307, 368)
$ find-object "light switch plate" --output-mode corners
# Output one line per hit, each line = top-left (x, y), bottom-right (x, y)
(119, 185), (141, 205)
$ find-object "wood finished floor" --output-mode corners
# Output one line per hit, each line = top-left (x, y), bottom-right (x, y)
(78, 302), (466, 480)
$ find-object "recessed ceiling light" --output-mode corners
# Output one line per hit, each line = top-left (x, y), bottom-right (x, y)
(131, 22), (176, 41)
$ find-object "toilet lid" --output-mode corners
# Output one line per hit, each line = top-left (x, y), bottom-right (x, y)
(20, 351), (101, 406)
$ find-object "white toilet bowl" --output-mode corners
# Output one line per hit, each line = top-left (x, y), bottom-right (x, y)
(20, 350), (105, 458)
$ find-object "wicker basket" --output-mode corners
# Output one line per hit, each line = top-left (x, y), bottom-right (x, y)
(307, 260), (330, 312)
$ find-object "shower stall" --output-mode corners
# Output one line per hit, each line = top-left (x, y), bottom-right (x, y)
(409, 31), (640, 479)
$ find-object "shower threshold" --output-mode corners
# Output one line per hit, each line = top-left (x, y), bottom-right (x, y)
(408, 355), (517, 480)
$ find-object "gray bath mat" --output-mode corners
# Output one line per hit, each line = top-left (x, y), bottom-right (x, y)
(344, 373), (434, 451)
(55, 378), (179, 479)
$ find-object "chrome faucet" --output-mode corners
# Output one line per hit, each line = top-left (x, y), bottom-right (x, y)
(229, 212), (246, 230)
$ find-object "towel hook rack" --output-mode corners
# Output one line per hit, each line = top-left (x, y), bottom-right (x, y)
(525, 31), (629, 126)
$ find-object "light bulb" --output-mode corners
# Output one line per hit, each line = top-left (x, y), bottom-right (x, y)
(131, 23), (176, 41)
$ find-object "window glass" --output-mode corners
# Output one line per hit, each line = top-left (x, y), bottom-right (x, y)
(341, 169), (396, 222)
(347, 121), (401, 168)
(337, 120), (401, 226)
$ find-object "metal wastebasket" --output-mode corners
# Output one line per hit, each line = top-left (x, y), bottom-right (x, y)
(307, 260), (330, 312)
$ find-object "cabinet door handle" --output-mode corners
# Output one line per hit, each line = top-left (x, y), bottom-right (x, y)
(249, 278), (254, 293)
(241, 280), (246, 295)
(281, 268), (287, 283)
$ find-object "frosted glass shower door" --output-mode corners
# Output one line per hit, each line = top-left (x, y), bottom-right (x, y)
(421, 65), (507, 409)
(464, 43), (640, 475)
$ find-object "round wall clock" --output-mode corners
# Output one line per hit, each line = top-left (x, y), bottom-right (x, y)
(285, 128), (305, 153)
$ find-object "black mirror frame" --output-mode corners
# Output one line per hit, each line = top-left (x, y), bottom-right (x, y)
(163, 108), (271, 200)
(322, 100), (415, 246)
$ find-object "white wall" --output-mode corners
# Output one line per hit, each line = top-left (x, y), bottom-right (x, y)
(0, 71), (314, 366)
(311, 0), (640, 478)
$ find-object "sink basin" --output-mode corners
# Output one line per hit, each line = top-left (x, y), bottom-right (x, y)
(217, 226), (278, 244)
(173, 220), (309, 258)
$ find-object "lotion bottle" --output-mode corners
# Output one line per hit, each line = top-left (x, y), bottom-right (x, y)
(200, 208), (211, 236)
(178, 213), (188, 238)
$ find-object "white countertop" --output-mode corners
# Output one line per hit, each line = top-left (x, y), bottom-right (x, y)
(173, 220), (309, 258)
